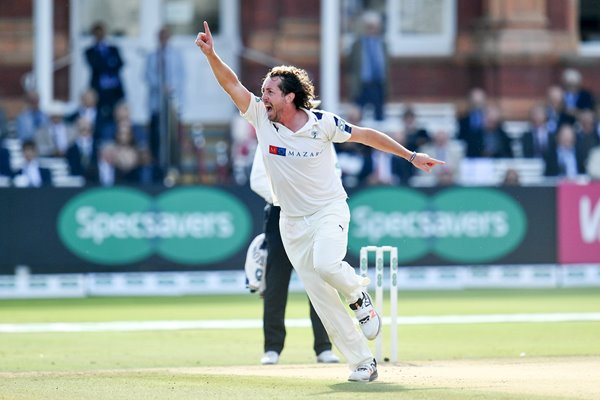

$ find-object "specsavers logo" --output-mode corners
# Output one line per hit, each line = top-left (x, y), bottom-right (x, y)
(348, 187), (527, 263)
(58, 187), (252, 265)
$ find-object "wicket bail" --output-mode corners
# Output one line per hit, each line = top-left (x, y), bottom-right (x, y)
(359, 245), (398, 364)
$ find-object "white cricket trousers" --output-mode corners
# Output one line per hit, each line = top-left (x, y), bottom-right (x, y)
(279, 199), (373, 369)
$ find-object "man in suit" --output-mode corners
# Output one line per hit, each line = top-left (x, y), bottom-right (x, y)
(561, 68), (596, 117)
(521, 104), (554, 159)
(15, 140), (52, 187)
(463, 105), (513, 159)
(0, 145), (12, 178)
(347, 11), (388, 121)
(16, 91), (50, 144)
(66, 89), (98, 133)
(66, 117), (96, 181)
(544, 124), (586, 179)
(363, 128), (414, 186)
(458, 88), (487, 144)
(145, 27), (185, 164)
(85, 22), (125, 143)
(545, 85), (574, 133)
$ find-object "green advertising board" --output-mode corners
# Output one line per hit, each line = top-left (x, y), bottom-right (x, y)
(348, 187), (527, 263)
(58, 187), (252, 265)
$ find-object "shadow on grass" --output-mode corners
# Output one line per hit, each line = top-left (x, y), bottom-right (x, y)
(325, 382), (448, 394)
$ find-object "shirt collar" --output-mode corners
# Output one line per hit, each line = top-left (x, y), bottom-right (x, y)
(273, 108), (318, 134)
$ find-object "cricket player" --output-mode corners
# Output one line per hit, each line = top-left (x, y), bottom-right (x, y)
(195, 21), (443, 382)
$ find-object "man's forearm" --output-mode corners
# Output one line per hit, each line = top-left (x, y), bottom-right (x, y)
(205, 52), (240, 95)
(363, 128), (413, 160)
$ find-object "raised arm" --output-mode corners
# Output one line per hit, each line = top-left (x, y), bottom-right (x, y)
(195, 21), (252, 113)
(348, 125), (444, 173)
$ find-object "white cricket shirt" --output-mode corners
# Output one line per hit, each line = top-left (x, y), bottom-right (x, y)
(249, 145), (275, 205)
(242, 95), (351, 217)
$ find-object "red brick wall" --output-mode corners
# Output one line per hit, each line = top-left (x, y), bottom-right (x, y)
(0, 0), (33, 117)
(0, 1), (32, 17)
(457, 0), (484, 32)
(0, 0), (71, 116)
(547, 0), (570, 30)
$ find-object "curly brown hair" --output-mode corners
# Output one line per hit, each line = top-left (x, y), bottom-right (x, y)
(264, 66), (317, 109)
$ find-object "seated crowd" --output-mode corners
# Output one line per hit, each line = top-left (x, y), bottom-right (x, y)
(0, 89), (164, 187)
(1, 68), (599, 188)
(335, 67), (599, 187)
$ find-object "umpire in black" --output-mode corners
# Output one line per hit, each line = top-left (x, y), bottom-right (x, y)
(250, 147), (339, 365)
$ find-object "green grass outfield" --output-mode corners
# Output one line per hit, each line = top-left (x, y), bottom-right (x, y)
(1, 288), (599, 400)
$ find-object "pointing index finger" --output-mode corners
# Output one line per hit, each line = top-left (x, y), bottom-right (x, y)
(204, 21), (211, 36)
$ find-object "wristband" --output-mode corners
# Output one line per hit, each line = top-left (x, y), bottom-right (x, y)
(409, 151), (417, 163)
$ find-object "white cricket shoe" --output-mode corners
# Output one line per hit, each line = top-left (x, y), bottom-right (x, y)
(316, 350), (340, 363)
(348, 358), (378, 382)
(349, 292), (381, 340)
(260, 351), (279, 365)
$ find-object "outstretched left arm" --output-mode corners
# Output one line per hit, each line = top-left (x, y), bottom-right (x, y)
(348, 126), (444, 173)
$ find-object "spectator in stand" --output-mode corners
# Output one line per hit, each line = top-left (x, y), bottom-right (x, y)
(436, 166), (458, 186)
(544, 124), (585, 179)
(587, 145), (600, 180)
(145, 26), (185, 164)
(364, 127), (413, 186)
(561, 68), (596, 117)
(502, 168), (521, 186)
(545, 85), (574, 133)
(458, 88), (487, 144)
(0, 145), (12, 178)
(44, 102), (76, 157)
(134, 147), (164, 185)
(66, 117), (96, 181)
(112, 121), (140, 183)
(14, 140), (52, 187)
(16, 91), (50, 143)
(419, 129), (464, 185)
(102, 101), (147, 148)
(521, 104), (554, 160)
(575, 109), (600, 165)
(88, 143), (116, 186)
(402, 106), (430, 151)
(85, 21), (125, 143)
(463, 105), (513, 158)
(66, 89), (98, 133)
(347, 10), (388, 121)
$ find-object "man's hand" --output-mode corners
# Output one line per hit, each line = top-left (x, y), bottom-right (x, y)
(195, 21), (214, 56)
(412, 153), (445, 173)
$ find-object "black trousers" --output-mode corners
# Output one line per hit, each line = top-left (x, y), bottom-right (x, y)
(262, 204), (332, 355)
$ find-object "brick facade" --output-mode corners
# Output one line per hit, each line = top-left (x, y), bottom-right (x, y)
(0, 0), (598, 121)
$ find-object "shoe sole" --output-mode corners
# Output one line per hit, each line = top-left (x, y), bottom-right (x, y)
(361, 293), (382, 340)
(363, 311), (382, 340)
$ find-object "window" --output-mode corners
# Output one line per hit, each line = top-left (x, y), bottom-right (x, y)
(386, 0), (456, 56)
(341, 0), (456, 57)
(78, 0), (140, 37)
(579, 0), (600, 55)
(163, 0), (220, 36)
